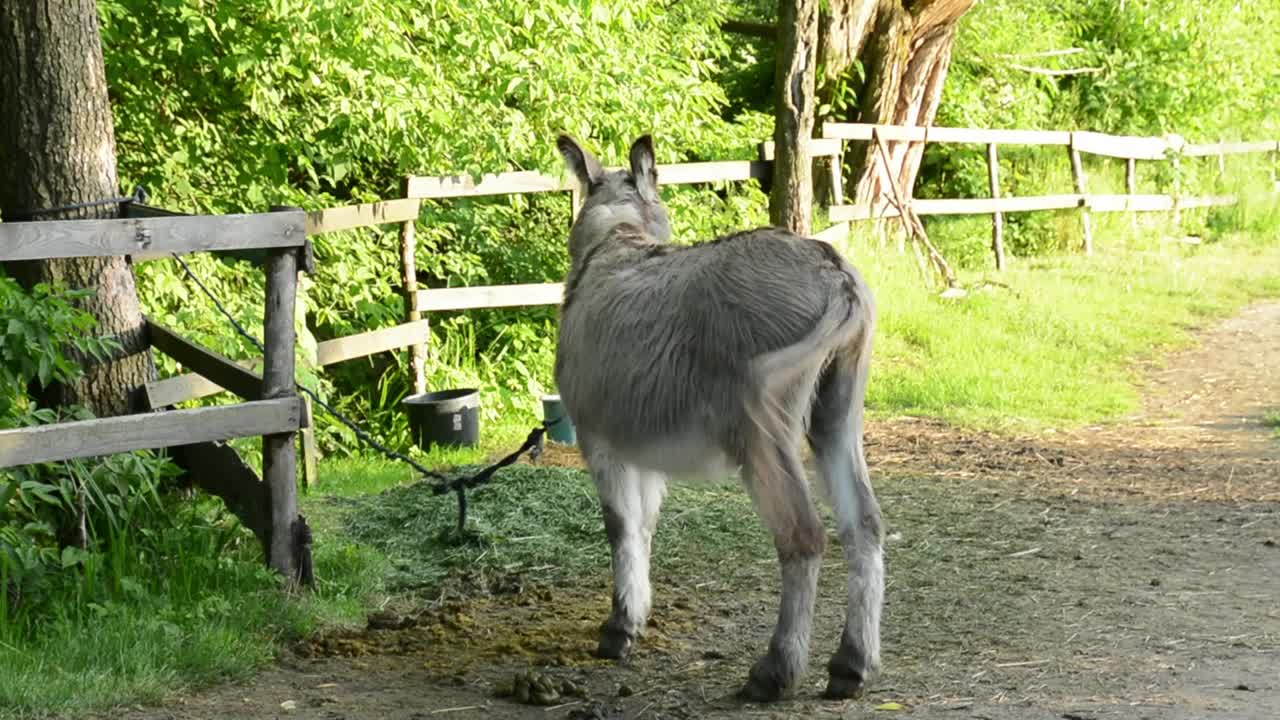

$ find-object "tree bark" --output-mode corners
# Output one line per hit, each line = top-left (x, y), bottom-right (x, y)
(0, 0), (156, 417)
(816, 0), (975, 205)
(769, 0), (821, 235)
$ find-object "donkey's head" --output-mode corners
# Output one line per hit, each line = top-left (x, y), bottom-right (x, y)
(557, 134), (673, 261)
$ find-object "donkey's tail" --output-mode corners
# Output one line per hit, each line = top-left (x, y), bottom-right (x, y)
(752, 273), (871, 394)
(743, 263), (873, 454)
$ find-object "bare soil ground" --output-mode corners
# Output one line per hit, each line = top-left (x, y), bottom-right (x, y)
(124, 303), (1280, 720)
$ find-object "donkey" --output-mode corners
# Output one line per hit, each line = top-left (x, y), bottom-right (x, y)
(553, 133), (883, 702)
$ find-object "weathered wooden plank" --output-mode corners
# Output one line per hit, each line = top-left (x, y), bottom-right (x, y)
(828, 202), (903, 222)
(1177, 194), (1239, 209)
(828, 194), (1234, 223)
(262, 243), (301, 582)
(1182, 141), (1279, 157)
(406, 160), (774, 201)
(144, 320), (433, 408)
(821, 123), (1071, 146)
(304, 198), (421, 235)
(829, 195), (1086, 221)
(812, 222), (849, 243)
(417, 282), (564, 312)
(656, 160), (770, 184)
(0, 211), (306, 262)
(1072, 131), (1171, 160)
(316, 319), (431, 366)
(406, 171), (568, 199)
(0, 397), (304, 468)
(146, 319), (264, 402)
(1086, 194), (1176, 212)
(926, 126), (1073, 146)
(299, 395), (319, 493)
(145, 371), (244, 410)
(757, 138), (844, 160)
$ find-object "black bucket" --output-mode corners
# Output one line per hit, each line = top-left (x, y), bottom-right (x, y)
(403, 389), (480, 450)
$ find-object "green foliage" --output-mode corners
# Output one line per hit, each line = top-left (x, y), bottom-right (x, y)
(98, 0), (774, 459)
(0, 276), (118, 417)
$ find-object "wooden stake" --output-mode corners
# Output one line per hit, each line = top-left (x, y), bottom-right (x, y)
(986, 143), (1006, 271)
(1068, 135), (1093, 254)
(398, 176), (427, 396)
(871, 128), (957, 289)
(1126, 156), (1139, 233)
(299, 393), (319, 492)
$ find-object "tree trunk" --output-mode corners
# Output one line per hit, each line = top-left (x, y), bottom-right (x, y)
(0, 1), (156, 417)
(769, 0), (821, 235)
(816, 0), (975, 205)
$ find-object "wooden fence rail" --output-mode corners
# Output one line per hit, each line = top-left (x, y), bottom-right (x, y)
(819, 122), (1278, 261)
(0, 210), (312, 587)
(0, 397), (303, 468)
(0, 211), (305, 262)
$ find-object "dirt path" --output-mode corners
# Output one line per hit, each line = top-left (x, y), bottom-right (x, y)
(124, 302), (1280, 720)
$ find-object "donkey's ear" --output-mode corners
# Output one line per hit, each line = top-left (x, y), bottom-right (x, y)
(629, 134), (659, 199)
(557, 134), (604, 187)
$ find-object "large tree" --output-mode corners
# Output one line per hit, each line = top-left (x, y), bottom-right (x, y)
(769, 0), (821, 234)
(817, 0), (977, 204)
(0, 0), (156, 417)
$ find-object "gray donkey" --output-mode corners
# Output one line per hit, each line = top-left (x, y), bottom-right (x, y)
(554, 133), (883, 702)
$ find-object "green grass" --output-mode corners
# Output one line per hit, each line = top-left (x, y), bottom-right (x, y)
(0, 500), (383, 720)
(1264, 410), (1280, 437)
(836, 214), (1280, 432)
(301, 463), (768, 597)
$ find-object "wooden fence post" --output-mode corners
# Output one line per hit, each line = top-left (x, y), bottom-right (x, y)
(986, 143), (1006, 271)
(399, 176), (427, 396)
(1126, 157), (1138, 232)
(1068, 133), (1094, 254)
(262, 209), (302, 585)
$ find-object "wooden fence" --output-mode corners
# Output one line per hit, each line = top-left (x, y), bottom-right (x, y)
(821, 123), (1279, 267)
(0, 209), (313, 586)
(115, 123), (1279, 492)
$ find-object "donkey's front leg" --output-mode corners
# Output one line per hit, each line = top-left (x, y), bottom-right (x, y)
(740, 447), (825, 702)
(588, 449), (667, 659)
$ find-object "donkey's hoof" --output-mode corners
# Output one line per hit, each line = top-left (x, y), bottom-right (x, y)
(823, 650), (873, 700)
(737, 654), (797, 703)
(822, 671), (867, 700)
(594, 627), (634, 660)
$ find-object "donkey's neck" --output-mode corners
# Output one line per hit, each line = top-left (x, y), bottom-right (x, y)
(569, 221), (665, 268)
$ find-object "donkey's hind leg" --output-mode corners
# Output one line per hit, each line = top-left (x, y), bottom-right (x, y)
(585, 442), (667, 660)
(809, 352), (884, 700)
(738, 435), (826, 702)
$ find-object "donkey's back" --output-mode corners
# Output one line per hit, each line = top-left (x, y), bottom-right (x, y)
(558, 225), (871, 476)
(554, 133), (884, 704)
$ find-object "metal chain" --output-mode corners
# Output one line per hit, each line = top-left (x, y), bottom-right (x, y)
(1, 186), (148, 221)
(168, 250), (559, 531)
